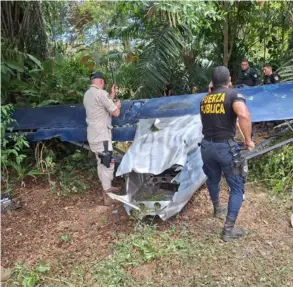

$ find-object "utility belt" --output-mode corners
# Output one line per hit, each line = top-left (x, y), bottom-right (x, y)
(227, 139), (248, 179)
(98, 141), (113, 168)
(203, 138), (230, 143)
(202, 138), (248, 178)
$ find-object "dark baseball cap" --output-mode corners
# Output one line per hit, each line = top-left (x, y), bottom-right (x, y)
(211, 66), (230, 87)
(90, 72), (105, 80)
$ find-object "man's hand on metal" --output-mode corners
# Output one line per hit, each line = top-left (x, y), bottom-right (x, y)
(244, 139), (255, 151)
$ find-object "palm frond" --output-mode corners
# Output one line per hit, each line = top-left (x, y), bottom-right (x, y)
(109, 22), (146, 41)
(189, 61), (214, 91)
(134, 26), (184, 98)
(277, 57), (293, 82)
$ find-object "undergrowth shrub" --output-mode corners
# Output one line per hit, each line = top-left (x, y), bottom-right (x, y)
(1, 105), (34, 191)
(249, 143), (293, 194)
(34, 140), (96, 196)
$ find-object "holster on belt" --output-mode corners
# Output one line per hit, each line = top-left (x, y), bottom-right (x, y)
(227, 139), (248, 179)
(98, 141), (112, 168)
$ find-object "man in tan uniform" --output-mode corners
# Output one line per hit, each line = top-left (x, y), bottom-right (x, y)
(83, 72), (121, 205)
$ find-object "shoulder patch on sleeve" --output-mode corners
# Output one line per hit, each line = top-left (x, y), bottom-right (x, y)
(274, 76), (279, 80)
(253, 74), (258, 78)
(237, 93), (246, 99)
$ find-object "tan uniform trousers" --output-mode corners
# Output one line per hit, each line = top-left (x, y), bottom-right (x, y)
(90, 141), (114, 191)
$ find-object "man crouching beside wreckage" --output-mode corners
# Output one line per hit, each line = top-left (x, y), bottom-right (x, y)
(200, 66), (255, 242)
(83, 72), (121, 205)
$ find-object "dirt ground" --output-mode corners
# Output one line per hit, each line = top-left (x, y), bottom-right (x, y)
(1, 177), (292, 286)
(1, 178), (132, 270)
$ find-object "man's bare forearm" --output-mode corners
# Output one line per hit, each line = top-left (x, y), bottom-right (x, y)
(238, 117), (252, 141)
(233, 101), (255, 149)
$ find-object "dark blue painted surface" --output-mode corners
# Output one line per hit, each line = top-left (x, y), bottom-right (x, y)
(14, 127), (137, 142)
(243, 83), (293, 122)
(112, 100), (147, 126)
(140, 82), (293, 122)
(10, 82), (293, 142)
(11, 100), (147, 130)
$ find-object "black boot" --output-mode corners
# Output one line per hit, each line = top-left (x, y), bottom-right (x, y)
(222, 216), (245, 242)
(213, 202), (227, 218)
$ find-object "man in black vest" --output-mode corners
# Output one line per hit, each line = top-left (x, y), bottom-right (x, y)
(200, 66), (255, 242)
(263, 63), (281, 85)
(237, 59), (259, 87)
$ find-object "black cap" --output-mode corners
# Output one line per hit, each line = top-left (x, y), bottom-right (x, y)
(211, 66), (230, 87)
(90, 72), (105, 81)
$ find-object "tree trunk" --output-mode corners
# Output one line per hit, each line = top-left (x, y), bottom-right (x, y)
(263, 33), (267, 62)
(281, 9), (285, 56)
(223, 1), (229, 67)
(1, 1), (47, 58)
(182, 51), (196, 74)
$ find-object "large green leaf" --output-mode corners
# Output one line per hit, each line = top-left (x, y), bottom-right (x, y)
(1, 64), (9, 75)
(28, 69), (43, 74)
(43, 60), (54, 73)
(37, 99), (60, 107)
(22, 89), (39, 97)
(4, 61), (24, 73)
(27, 54), (43, 70)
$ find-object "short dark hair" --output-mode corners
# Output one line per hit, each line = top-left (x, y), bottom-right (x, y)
(263, 63), (272, 68)
(211, 66), (230, 87)
(241, 59), (249, 63)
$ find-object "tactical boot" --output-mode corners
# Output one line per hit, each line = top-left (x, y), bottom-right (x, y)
(105, 186), (122, 194)
(102, 191), (116, 206)
(222, 216), (245, 242)
(213, 202), (227, 218)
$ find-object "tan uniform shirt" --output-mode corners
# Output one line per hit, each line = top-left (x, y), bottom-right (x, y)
(83, 85), (117, 145)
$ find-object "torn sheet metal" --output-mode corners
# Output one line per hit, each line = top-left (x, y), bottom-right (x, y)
(109, 115), (207, 220)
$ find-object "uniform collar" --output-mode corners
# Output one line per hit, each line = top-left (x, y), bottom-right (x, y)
(90, 84), (102, 90)
(212, 86), (227, 91)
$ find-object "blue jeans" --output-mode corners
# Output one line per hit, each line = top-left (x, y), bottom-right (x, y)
(200, 140), (245, 218)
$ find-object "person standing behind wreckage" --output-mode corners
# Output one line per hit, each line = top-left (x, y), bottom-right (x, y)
(263, 63), (280, 85)
(83, 72), (121, 205)
(237, 59), (259, 87)
(200, 66), (255, 242)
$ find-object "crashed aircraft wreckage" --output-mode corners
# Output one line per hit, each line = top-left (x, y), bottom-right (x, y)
(9, 82), (293, 219)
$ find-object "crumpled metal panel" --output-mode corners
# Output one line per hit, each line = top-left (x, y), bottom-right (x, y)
(110, 115), (207, 220)
(116, 115), (203, 176)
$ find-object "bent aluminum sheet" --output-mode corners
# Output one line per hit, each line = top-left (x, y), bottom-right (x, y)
(108, 115), (207, 220)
